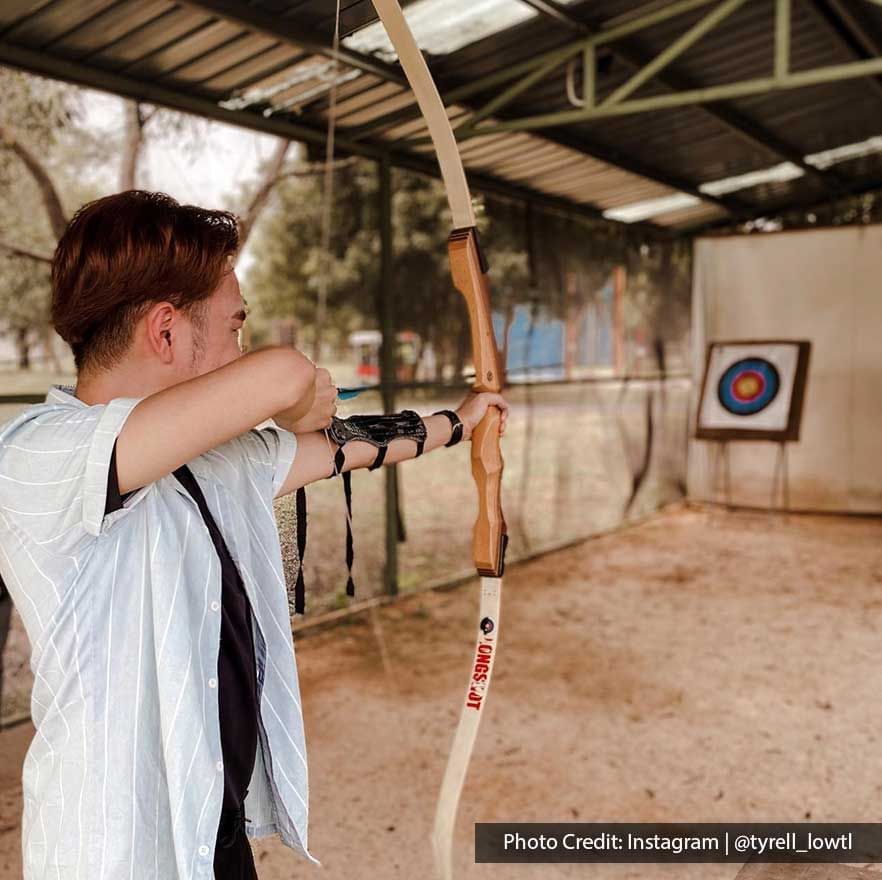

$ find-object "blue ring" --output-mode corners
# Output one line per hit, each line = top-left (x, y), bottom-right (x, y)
(717, 358), (780, 416)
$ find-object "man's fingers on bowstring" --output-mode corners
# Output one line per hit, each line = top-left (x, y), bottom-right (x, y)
(316, 368), (337, 402)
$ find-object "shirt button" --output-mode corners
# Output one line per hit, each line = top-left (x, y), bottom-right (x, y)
(210, 601), (220, 612)
(216, 761), (224, 772)
(198, 845), (209, 857)
(208, 678), (217, 689)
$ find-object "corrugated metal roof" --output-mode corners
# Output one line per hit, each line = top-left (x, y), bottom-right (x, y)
(0, 0), (880, 233)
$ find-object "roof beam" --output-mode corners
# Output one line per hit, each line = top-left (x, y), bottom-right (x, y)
(609, 36), (850, 194)
(0, 38), (670, 235)
(179, 0), (405, 84)
(175, 0), (745, 217)
(348, 5), (846, 198)
(517, 0), (591, 35)
(684, 176), (882, 234)
(804, 0), (882, 99)
(506, 124), (752, 215)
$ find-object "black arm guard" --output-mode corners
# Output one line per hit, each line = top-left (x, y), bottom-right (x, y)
(327, 409), (427, 469)
(317, 409), (428, 610)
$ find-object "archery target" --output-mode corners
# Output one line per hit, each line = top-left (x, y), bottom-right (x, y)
(698, 342), (805, 436)
(717, 358), (780, 416)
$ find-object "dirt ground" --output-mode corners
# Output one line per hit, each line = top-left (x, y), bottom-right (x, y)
(2, 504), (882, 880)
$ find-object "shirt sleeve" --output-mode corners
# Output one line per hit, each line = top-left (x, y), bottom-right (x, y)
(0, 397), (144, 548)
(201, 424), (298, 502)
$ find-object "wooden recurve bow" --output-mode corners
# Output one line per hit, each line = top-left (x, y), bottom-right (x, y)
(368, 3), (508, 878)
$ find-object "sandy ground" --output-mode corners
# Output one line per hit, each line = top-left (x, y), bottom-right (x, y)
(2, 505), (882, 880)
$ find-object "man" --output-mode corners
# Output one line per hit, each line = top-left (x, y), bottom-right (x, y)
(0, 190), (508, 879)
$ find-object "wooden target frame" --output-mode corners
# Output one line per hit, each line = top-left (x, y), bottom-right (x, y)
(695, 339), (812, 442)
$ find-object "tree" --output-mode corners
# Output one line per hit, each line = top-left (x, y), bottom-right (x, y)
(244, 156), (381, 355)
(0, 68), (86, 369)
(244, 159), (533, 379)
(0, 67), (297, 369)
(0, 255), (51, 368)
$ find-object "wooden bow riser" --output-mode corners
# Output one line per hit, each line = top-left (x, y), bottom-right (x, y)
(448, 227), (508, 578)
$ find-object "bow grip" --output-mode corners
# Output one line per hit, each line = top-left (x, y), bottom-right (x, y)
(448, 227), (508, 578)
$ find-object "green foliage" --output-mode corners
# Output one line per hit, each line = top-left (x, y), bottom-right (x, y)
(243, 159), (377, 352)
(625, 238), (693, 354)
(0, 255), (50, 326)
(243, 160), (535, 376)
(0, 69), (78, 156)
(0, 255), (51, 366)
(1, 70), (71, 252)
(0, 71), (119, 365)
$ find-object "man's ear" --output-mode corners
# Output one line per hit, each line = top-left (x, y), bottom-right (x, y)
(145, 302), (177, 365)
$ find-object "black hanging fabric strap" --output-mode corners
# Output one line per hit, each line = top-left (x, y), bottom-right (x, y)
(330, 444), (356, 598)
(369, 445), (388, 471)
(293, 487), (307, 615)
(342, 470), (355, 598)
(322, 413), (430, 601)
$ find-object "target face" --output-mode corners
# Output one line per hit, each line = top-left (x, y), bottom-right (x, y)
(717, 358), (780, 416)
(697, 341), (810, 440)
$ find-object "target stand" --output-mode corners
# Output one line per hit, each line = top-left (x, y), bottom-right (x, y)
(709, 438), (790, 513)
(696, 340), (811, 513)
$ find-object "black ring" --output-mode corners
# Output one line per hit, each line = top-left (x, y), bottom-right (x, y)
(433, 410), (464, 447)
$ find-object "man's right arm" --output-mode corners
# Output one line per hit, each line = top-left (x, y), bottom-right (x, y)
(115, 347), (315, 494)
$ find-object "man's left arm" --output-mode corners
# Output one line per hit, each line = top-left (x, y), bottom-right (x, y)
(276, 392), (508, 498)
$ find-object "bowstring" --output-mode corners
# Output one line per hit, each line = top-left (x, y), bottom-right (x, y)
(320, 0), (355, 551)
(315, 0), (343, 362)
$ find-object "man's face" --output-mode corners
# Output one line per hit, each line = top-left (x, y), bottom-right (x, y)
(187, 269), (248, 377)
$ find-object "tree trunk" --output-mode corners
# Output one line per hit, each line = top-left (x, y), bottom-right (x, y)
(40, 323), (62, 372)
(15, 327), (31, 370)
(120, 102), (145, 191)
(238, 139), (294, 247)
(0, 123), (68, 239)
(499, 301), (515, 370)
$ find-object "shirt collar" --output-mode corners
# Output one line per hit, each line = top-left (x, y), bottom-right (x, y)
(46, 385), (85, 407)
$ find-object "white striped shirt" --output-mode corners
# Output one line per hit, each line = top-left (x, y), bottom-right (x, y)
(0, 385), (320, 878)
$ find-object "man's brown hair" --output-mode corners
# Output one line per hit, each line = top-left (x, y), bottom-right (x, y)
(51, 190), (240, 372)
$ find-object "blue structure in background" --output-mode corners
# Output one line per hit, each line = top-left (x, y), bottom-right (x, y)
(578, 276), (614, 367)
(492, 305), (566, 380)
(490, 281), (615, 379)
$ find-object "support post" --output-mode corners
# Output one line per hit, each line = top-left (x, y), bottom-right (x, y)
(712, 441), (733, 508)
(771, 440), (790, 516)
(613, 265), (627, 375)
(776, 0), (791, 81)
(564, 271), (579, 379)
(583, 44), (596, 108)
(378, 154), (399, 597)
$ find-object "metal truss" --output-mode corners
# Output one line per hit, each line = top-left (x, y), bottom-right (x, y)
(451, 0), (882, 139)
